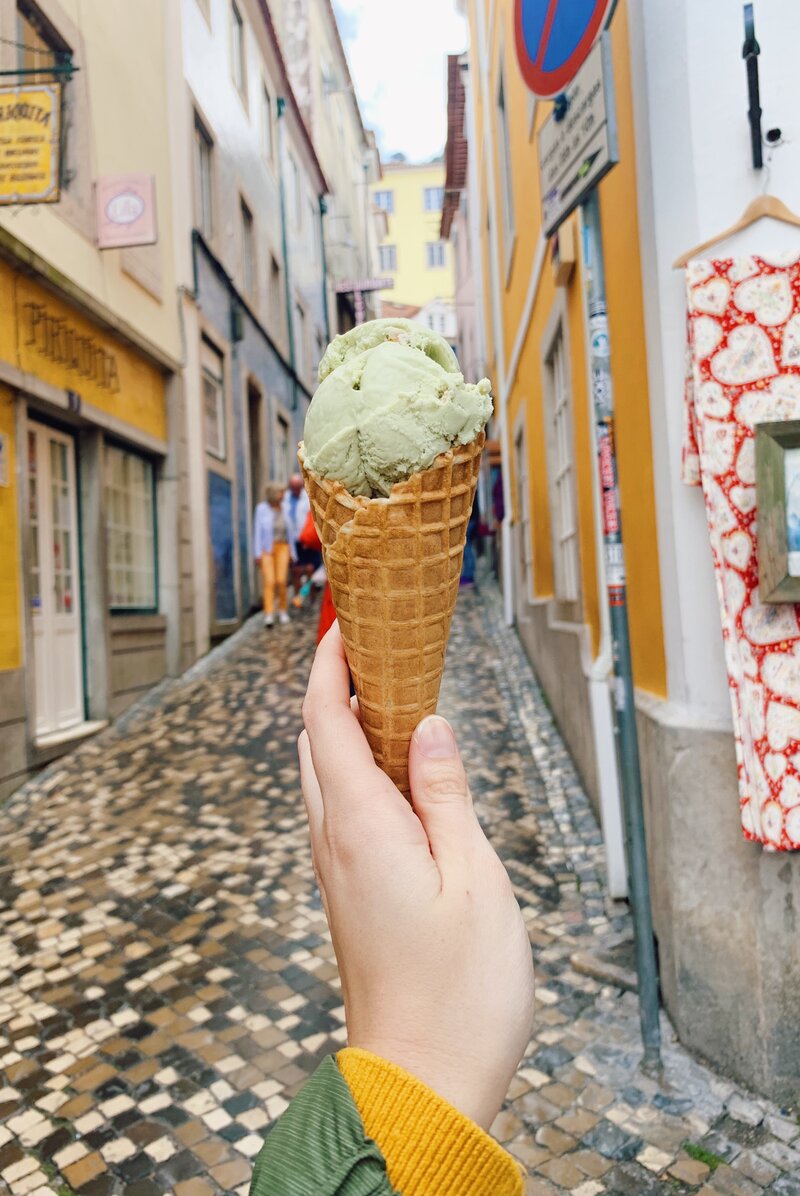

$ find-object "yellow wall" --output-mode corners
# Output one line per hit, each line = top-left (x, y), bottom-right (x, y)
(0, 386), (21, 671)
(372, 162), (455, 308)
(472, 0), (666, 697)
(0, 0), (181, 365)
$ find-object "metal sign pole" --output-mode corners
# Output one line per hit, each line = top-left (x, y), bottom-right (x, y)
(581, 188), (661, 1067)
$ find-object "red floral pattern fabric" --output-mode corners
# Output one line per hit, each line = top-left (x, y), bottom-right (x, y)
(684, 253), (800, 851)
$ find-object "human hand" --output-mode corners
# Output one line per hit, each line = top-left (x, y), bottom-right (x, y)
(298, 624), (535, 1131)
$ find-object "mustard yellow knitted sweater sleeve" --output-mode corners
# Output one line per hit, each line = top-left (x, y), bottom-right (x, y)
(337, 1048), (524, 1196)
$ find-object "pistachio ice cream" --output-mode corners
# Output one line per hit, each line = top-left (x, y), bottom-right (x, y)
(302, 318), (492, 497)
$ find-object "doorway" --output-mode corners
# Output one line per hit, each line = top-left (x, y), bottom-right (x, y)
(247, 383), (265, 609)
(27, 420), (85, 738)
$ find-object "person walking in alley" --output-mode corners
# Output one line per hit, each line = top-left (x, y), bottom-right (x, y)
(249, 624), (534, 1195)
(253, 483), (293, 627)
(461, 493), (481, 587)
(282, 473), (319, 605)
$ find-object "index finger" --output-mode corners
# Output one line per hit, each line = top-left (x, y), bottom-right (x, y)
(302, 622), (388, 800)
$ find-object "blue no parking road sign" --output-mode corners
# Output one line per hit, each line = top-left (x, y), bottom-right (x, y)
(514, 0), (616, 98)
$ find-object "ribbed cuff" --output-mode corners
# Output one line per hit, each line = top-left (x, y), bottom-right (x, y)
(336, 1048), (524, 1196)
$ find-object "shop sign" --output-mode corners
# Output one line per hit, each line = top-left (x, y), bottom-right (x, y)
(21, 300), (120, 393)
(334, 278), (394, 293)
(96, 173), (158, 249)
(537, 35), (618, 238)
(0, 83), (61, 206)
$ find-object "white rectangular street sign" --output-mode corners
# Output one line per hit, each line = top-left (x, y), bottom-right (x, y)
(537, 33), (619, 238)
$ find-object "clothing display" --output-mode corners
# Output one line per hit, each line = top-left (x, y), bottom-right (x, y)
(683, 251), (800, 851)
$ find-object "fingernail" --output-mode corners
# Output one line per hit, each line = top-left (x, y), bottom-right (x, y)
(415, 715), (457, 758)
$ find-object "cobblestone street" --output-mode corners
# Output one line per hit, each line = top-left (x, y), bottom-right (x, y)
(0, 585), (798, 1196)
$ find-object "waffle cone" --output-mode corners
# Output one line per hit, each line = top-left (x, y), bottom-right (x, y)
(299, 432), (485, 798)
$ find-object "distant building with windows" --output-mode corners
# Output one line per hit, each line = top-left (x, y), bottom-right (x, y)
(176, 0), (328, 649)
(370, 160), (456, 321)
(272, 0), (383, 333)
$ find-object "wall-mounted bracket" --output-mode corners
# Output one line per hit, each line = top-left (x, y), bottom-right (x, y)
(743, 3), (763, 170)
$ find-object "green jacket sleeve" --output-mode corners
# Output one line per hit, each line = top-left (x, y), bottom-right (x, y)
(249, 1055), (399, 1196)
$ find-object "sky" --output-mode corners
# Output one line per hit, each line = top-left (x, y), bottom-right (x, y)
(332, 0), (467, 164)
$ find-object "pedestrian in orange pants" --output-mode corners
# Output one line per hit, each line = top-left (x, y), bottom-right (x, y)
(253, 483), (294, 627)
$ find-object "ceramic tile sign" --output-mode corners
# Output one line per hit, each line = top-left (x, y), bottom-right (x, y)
(96, 173), (157, 249)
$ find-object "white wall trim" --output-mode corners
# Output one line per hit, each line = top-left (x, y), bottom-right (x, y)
(504, 234), (548, 398)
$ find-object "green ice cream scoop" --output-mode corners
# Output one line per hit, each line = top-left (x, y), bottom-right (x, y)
(303, 318), (493, 497)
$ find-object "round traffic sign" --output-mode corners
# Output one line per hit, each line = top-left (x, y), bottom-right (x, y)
(514, 0), (616, 98)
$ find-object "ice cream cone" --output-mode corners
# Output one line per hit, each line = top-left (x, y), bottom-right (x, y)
(299, 432), (485, 799)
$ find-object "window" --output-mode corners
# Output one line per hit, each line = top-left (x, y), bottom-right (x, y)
(276, 413), (291, 480)
(295, 302), (307, 379)
(374, 190), (394, 214)
(497, 68), (515, 247)
(231, 1), (246, 97)
(426, 241), (446, 269)
(308, 196), (318, 260)
(241, 199), (255, 300)
(269, 255), (283, 331)
(547, 328), (579, 605)
(423, 186), (443, 212)
(194, 113), (214, 240)
(379, 244), (397, 272)
(262, 82), (273, 161)
(202, 338), (226, 459)
(515, 422), (534, 601)
(105, 444), (157, 611)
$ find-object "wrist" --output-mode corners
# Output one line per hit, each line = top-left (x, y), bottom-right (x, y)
(347, 1034), (502, 1131)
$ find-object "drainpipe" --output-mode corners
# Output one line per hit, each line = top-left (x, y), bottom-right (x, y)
(276, 97), (298, 412)
(319, 195), (331, 343)
(582, 188), (661, 1067)
(577, 206), (628, 901)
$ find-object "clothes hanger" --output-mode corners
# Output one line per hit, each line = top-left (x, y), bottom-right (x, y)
(673, 195), (800, 268)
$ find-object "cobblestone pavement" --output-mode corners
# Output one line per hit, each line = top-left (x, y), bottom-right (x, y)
(0, 585), (798, 1196)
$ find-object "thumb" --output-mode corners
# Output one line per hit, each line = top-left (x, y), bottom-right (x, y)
(408, 716), (475, 869)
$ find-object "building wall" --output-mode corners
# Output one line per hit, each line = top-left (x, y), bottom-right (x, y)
(628, 0), (800, 1101)
(0, 0), (182, 363)
(468, 0), (800, 1099)
(372, 162), (455, 309)
(467, 0), (665, 822)
(0, 0), (186, 799)
(177, 0), (325, 643)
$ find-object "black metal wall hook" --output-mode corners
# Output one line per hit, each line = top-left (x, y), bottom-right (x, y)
(743, 3), (763, 169)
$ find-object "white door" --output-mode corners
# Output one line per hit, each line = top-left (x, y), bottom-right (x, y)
(27, 422), (84, 737)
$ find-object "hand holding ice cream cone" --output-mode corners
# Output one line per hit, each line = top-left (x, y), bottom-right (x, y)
(299, 318), (493, 797)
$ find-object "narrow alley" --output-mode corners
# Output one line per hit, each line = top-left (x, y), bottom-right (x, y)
(1, 590), (797, 1196)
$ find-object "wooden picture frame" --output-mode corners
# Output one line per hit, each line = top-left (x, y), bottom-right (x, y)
(756, 419), (800, 603)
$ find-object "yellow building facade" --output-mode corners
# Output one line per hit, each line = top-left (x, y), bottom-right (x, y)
(0, 0), (185, 798)
(371, 160), (455, 309)
(465, 0), (665, 891)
